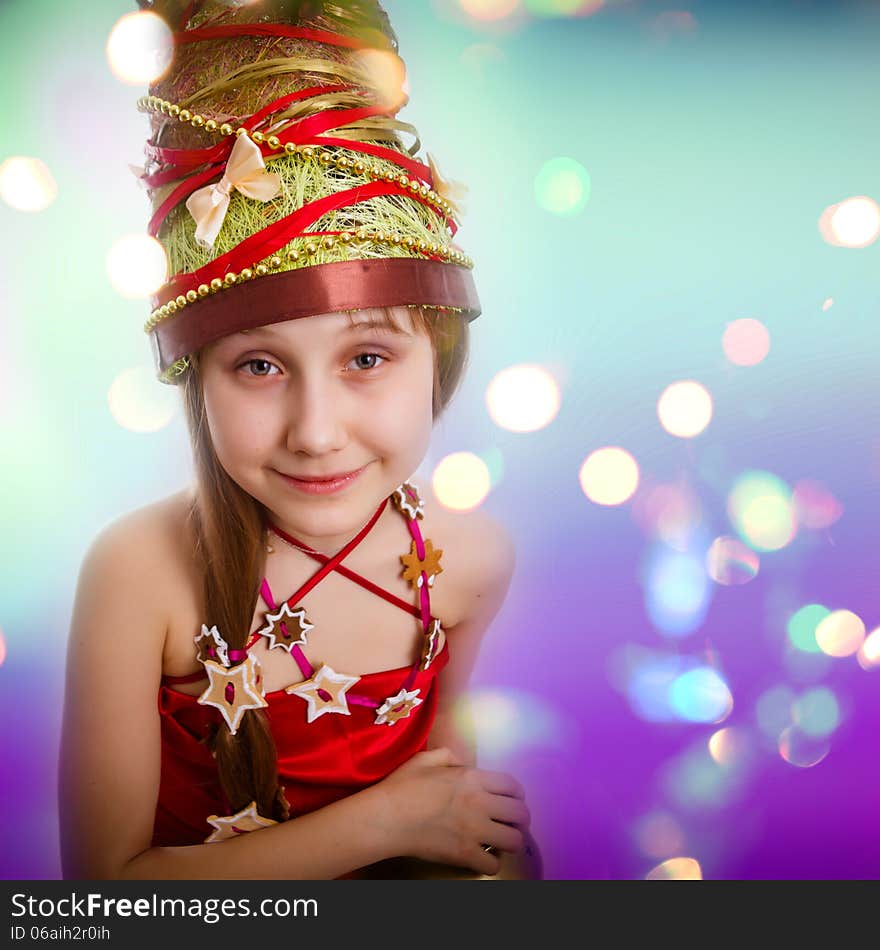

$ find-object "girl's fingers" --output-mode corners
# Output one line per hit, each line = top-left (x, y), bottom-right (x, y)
(487, 794), (530, 828)
(476, 769), (525, 800)
(478, 819), (525, 855)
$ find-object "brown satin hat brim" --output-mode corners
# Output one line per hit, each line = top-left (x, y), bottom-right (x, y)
(149, 257), (481, 374)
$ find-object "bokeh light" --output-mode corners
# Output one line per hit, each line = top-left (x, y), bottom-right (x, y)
(857, 626), (880, 671)
(463, 688), (561, 759)
(353, 48), (408, 111)
(722, 318), (771, 367)
(624, 651), (682, 722)
(787, 603), (830, 654)
(534, 157), (591, 216)
(0, 627), (6, 667)
(822, 297), (834, 312)
(792, 479), (843, 530)
(819, 195), (880, 249)
(669, 667), (733, 723)
(632, 810), (686, 859)
(791, 687), (840, 738)
(645, 548), (712, 638)
(645, 856), (702, 880)
(657, 380), (713, 438)
(106, 234), (168, 299)
(815, 609), (865, 658)
(485, 364), (561, 432)
(755, 684), (796, 740)
(632, 811), (686, 860)
(706, 536), (760, 586)
(631, 480), (703, 552)
(708, 726), (750, 767)
(578, 447), (639, 506)
(432, 451), (491, 510)
(0, 157), (58, 213)
(459, 0), (521, 20)
(778, 725), (830, 768)
(106, 11), (174, 85)
(727, 470), (797, 552)
(524, 0), (603, 15)
(650, 10), (699, 41)
(661, 743), (734, 810)
(107, 367), (179, 433)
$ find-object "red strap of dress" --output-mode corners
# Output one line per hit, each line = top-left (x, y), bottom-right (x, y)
(400, 513), (434, 692)
(264, 522), (420, 620)
(257, 491), (436, 697)
(273, 496), (387, 608)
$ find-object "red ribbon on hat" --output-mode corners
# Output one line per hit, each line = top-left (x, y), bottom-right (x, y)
(155, 178), (453, 307)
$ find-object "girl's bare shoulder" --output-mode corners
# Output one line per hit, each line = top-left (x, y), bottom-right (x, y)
(87, 488), (201, 626)
(426, 500), (516, 627)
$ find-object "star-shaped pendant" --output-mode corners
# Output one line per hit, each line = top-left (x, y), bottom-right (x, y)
(194, 623), (230, 666)
(392, 481), (425, 521)
(374, 687), (423, 726)
(400, 538), (443, 590)
(197, 655), (268, 734)
(257, 602), (314, 652)
(204, 800), (277, 843)
(420, 618), (443, 670)
(285, 664), (361, 723)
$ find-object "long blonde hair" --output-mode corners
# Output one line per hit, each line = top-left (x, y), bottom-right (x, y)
(179, 306), (470, 820)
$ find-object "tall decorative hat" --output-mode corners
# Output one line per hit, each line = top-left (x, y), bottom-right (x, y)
(134, 0), (481, 383)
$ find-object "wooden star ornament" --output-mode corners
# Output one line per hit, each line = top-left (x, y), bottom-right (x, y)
(197, 654), (268, 734)
(400, 538), (443, 590)
(204, 800), (277, 843)
(392, 481), (425, 521)
(374, 687), (423, 726)
(420, 618), (443, 671)
(258, 602), (314, 652)
(194, 623), (230, 666)
(285, 664), (361, 723)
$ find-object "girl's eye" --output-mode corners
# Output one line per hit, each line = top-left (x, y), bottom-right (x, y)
(348, 352), (386, 372)
(239, 358), (279, 377)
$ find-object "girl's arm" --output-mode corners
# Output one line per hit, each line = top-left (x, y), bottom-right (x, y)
(58, 509), (400, 880)
(426, 511), (516, 768)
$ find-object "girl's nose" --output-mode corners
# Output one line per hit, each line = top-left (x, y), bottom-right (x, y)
(284, 378), (347, 457)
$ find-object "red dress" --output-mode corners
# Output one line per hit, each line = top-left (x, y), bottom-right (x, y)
(151, 484), (448, 848)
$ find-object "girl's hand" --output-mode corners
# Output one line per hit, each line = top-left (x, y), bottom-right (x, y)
(375, 747), (531, 876)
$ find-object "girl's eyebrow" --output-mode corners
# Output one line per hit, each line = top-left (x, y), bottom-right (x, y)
(236, 318), (411, 339)
(344, 318), (411, 335)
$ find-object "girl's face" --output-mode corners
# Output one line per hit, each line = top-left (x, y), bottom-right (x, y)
(199, 306), (435, 551)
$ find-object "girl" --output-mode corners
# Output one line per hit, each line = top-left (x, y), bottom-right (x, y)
(59, 0), (539, 879)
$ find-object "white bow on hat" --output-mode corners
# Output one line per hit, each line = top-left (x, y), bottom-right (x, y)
(185, 133), (282, 250)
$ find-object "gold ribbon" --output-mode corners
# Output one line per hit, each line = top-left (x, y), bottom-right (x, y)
(185, 134), (282, 250)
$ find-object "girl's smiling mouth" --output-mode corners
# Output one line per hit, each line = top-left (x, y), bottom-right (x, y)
(274, 464), (369, 494)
